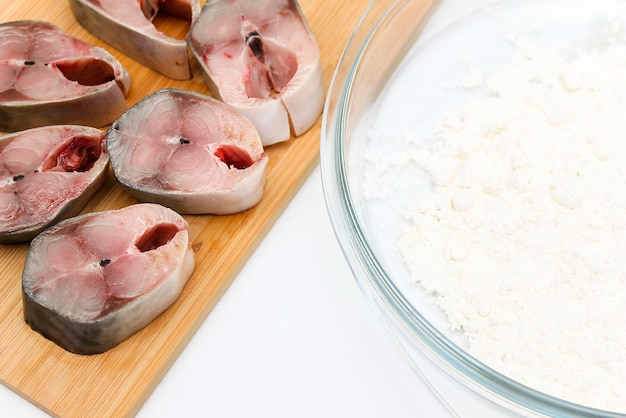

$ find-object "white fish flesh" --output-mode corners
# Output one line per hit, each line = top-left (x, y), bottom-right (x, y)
(70, 0), (201, 80)
(0, 21), (130, 132)
(0, 125), (109, 244)
(106, 88), (268, 215)
(22, 203), (195, 355)
(188, 0), (324, 146)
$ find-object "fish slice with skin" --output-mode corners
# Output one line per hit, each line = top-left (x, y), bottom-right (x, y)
(188, 0), (324, 146)
(0, 125), (109, 244)
(70, 0), (201, 80)
(106, 88), (268, 215)
(0, 20), (130, 132)
(22, 203), (195, 355)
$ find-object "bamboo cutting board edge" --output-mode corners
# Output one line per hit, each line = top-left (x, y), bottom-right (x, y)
(114, 152), (321, 418)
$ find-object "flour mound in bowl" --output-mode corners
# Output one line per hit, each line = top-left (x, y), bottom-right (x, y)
(390, 36), (626, 412)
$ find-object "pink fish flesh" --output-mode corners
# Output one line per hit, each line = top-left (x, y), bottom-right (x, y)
(106, 88), (268, 215)
(22, 203), (195, 355)
(0, 21), (130, 132)
(0, 125), (109, 244)
(188, 0), (324, 146)
(70, 0), (201, 80)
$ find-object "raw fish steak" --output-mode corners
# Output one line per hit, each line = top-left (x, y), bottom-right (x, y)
(0, 125), (109, 244)
(70, 0), (201, 80)
(0, 21), (130, 132)
(22, 203), (195, 355)
(106, 88), (268, 214)
(188, 0), (324, 145)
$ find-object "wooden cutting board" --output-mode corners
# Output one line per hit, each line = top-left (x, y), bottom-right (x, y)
(0, 0), (434, 417)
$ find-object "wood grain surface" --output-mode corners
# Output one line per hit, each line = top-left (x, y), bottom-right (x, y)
(0, 0), (434, 417)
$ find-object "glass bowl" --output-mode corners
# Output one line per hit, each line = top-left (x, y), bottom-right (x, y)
(320, 0), (626, 416)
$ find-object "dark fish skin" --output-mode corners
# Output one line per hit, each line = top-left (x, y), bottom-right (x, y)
(22, 203), (195, 355)
(23, 293), (129, 355)
(70, 0), (200, 80)
(0, 21), (130, 132)
(0, 125), (109, 244)
(0, 89), (128, 132)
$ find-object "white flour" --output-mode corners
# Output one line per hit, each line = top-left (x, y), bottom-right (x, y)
(387, 34), (626, 411)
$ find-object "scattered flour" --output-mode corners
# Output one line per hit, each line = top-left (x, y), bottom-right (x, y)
(390, 35), (626, 411)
